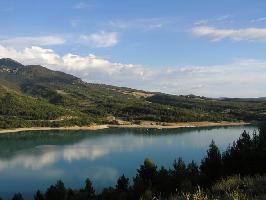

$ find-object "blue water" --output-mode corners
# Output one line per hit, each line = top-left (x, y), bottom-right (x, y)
(0, 125), (257, 199)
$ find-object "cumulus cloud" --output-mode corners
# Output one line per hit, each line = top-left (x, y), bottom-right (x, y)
(0, 45), (266, 97)
(0, 36), (65, 47)
(191, 26), (266, 42)
(79, 32), (119, 48)
(159, 59), (266, 97)
(0, 45), (150, 84)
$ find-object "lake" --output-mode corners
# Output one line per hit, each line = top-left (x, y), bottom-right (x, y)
(0, 125), (258, 199)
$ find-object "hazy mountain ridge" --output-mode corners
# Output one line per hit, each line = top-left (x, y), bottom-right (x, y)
(0, 58), (265, 128)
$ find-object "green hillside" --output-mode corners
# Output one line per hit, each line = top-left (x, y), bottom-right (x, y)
(0, 85), (88, 128)
(0, 58), (265, 128)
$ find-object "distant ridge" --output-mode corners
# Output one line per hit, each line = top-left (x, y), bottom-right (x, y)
(0, 58), (24, 69)
(217, 97), (266, 102)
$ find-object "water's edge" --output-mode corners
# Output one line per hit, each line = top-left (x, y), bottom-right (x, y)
(0, 121), (250, 134)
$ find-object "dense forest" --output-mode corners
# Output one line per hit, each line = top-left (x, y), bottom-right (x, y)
(1, 58), (266, 129)
(3, 123), (266, 200)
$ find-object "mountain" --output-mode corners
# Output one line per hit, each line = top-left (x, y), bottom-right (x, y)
(0, 58), (24, 69)
(0, 58), (265, 128)
(218, 97), (266, 102)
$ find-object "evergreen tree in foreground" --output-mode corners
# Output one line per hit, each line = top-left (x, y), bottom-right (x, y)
(200, 140), (223, 183)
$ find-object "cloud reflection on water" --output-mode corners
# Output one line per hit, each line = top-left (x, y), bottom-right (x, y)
(0, 134), (156, 171)
(0, 126), (256, 172)
(0, 126), (257, 197)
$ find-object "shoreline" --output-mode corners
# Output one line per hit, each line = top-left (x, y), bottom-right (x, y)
(0, 121), (251, 134)
(108, 121), (250, 129)
(0, 125), (109, 134)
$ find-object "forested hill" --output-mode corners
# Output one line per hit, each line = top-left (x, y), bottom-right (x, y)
(0, 58), (265, 128)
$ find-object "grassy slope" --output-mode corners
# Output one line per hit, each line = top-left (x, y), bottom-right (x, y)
(141, 175), (266, 200)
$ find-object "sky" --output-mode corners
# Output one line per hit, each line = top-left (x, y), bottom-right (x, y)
(0, 0), (266, 97)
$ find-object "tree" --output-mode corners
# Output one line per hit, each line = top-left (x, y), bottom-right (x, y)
(12, 193), (24, 200)
(137, 158), (157, 185)
(171, 157), (187, 191)
(83, 178), (95, 199)
(155, 167), (171, 196)
(116, 174), (129, 192)
(45, 180), (66, 200)
(173, 157), (186, 177)
(186, 160), (200, 186)
(200, 140), (222, 182)
(34, 190), (44, 200)
(187, 160), (199, 177)
(133, 158), (158, 198)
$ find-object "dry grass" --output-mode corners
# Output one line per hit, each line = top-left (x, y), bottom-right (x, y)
(140, 175), (266, 200)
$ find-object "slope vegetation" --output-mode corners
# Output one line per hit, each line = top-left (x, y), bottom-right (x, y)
(0, 58), (265, 128)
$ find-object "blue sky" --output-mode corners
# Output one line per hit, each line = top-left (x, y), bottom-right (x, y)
(0, 0), (266, 97)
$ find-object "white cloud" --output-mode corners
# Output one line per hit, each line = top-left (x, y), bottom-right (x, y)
(215, 15), (232, 22)
(0, 33), (118, 48)
(79, 32), (118, 48)
(0, 45), (150, 83)
(194, 20), (208, 26)
(194, 15), (233, 26)
(0, 36), (65, 47)
(70, 19), (82, 27)
(1, 45), (266, 97)
(73, 2), (91, 9)
(192, 26), (266, 42)
(108, 17), (178, 31)
(0, 46), (61, 66)
(251, 17), (266, 23)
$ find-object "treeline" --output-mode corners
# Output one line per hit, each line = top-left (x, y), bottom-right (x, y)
(0, 116), (96, 129)
(5, 124), (266, 200)
(0, 89), (99, 128)
(0, 92), (70, 120)
(147, 94), (266, 122)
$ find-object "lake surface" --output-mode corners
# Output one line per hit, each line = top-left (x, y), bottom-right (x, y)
(0, 125), (258, 199)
